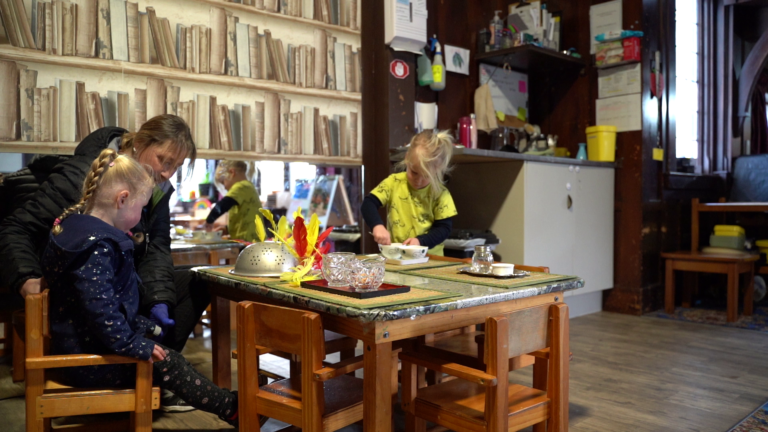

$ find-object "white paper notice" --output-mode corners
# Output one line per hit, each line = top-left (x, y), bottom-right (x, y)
(596, 93), (641, 132)
(385, 0), (428, 54)
(479, 64), (529, 119)
(590, 0), (622, 54)
(598, 63), (641, 98)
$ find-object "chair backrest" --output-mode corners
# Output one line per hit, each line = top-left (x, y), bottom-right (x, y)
(25, 289), (50, 361)
(237, 301), (327, 431)
(239, 301), (325, 358)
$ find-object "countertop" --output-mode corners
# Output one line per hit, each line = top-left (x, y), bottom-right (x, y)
(193, 267), (583, 323)
(391, 146), (615, 168)
(171, 241), (244, 253)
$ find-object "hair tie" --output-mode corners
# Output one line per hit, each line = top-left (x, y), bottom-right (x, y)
(53, 218), (61, 227)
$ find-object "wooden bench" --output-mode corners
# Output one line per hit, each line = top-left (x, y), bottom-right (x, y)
(662, 198), (768, 322)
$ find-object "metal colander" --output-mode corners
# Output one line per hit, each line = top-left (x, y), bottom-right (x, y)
(230, 241), (297, 277)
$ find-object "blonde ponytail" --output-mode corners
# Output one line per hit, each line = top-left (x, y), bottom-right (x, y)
(397, 130), (454, 200)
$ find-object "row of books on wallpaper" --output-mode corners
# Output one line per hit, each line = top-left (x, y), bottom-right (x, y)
(238, 0), (359, 27)
(0, 61), (359, 157)
(0, 1), (361, 91)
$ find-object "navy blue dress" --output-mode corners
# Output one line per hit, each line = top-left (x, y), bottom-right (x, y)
(42, 214), (156, 386)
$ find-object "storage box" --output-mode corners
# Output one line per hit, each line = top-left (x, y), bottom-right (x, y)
(709, 234), (745, 250)
(714, 225), (745, 237)
(595, 37), (641, 66)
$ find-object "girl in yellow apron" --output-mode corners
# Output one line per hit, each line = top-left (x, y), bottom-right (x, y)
(362, 130), (457, 256)
(205, 160), (262, 242)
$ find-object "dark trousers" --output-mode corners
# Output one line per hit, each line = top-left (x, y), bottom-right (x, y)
(60, 343), (237, 419)
(164, 266), (211, 353)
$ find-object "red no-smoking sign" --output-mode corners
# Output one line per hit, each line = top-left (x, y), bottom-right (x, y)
(390, 60), (409, 79)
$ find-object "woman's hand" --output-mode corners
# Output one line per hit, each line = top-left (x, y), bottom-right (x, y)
(403, 238), (421, 246)
(19, 278), (42, 298)
(150, 344), (167, 363)
(372, 225), (391, 245)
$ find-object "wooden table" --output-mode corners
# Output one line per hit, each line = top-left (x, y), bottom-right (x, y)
(194, 268), (582, 431)
(170, 241), (243, 266)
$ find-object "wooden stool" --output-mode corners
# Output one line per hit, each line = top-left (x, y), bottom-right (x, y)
(662, 251), (757, 322)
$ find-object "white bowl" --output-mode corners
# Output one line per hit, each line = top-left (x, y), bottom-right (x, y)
(379, 243), (404, 260)
(401, 245), (428, 259)
(491, 263), (515, 276)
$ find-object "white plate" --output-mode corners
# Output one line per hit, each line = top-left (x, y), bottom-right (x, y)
(457, 266), (530, 279)
(385, 257), (430, 266)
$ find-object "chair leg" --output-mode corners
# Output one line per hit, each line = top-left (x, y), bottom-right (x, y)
(341, 347), (356, 377)
(401, 360), (426, 432)
(289, 354), (301, 379)
(131, 361), (153, 432)
(391, 349), (401, 406)
(665, 262), (675, 314)
(532, 357), (548, 432)
(26, 369), (46, 432)
(744, 267), (755, 316)
(727, 265), (738, 323)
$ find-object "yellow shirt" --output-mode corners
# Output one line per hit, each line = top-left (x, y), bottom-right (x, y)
(371, 172), (457, 256)
(226, 180), (261, 242)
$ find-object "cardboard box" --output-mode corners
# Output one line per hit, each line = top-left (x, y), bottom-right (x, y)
(595, 37), (641, 66)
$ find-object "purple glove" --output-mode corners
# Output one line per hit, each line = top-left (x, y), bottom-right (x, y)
(149, 303), (175, 342)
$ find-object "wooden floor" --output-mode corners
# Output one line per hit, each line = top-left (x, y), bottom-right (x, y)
(1, 311), (767, 431)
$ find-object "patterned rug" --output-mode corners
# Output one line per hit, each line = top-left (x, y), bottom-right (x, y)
(650, 306), (768, 333)
(728, 400), (768, 431)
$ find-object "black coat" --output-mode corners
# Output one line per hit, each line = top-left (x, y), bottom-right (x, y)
(0, 127), (177, 310)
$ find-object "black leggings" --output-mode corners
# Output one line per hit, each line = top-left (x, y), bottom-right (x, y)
(60, 343), (237, 419)
(164, 265), (211, 353)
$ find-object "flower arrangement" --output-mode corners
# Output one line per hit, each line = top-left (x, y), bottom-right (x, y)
(255, 208), (334, 286)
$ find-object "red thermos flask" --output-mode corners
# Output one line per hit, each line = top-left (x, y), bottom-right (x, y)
(458, 116), (472, 148)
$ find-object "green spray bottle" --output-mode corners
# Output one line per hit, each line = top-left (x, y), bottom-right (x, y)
(417, 48), (434, 86)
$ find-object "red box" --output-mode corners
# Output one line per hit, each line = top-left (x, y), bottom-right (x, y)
(622, 37), (641, 62)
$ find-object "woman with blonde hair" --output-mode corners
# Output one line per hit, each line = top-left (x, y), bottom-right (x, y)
(361, 129), (458, 256)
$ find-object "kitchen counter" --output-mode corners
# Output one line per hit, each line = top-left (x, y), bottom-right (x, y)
(391, 146), (615, 168)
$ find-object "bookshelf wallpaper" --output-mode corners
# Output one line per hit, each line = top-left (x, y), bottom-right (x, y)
(0, 0), (361, 158)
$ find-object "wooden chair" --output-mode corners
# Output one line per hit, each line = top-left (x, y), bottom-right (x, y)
(400, 303), (570, 432)
(662, 198), (765, 322)
(236, 301), (367, 431)
(25, 290), (160, 432)
(419, 255), (553, 385)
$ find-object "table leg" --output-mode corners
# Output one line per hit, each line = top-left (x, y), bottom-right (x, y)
(363, 341), (392, 431)
(211, 293), (232, 388)
(727, 265), (738, 323)
(745, 266), (755, 316)
(665, 261), (675, 314)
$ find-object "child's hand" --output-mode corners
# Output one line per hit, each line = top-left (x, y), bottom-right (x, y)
(150, 344), (167, 363)
(204, 223), (215, 232)
(403, 238), (421, 246)
(19, 278), (42, 298)
(372, 225), (391, 245)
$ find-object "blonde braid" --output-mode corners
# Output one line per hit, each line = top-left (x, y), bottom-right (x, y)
(52, 149), (119, 235)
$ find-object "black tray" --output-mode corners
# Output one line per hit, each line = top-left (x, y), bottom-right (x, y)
(300, 279), (410, 299)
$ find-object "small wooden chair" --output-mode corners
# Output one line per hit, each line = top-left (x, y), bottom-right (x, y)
(419, 256), (553, 385)
(25, 290), (160, 432)
(236, 301), (368, 431)
(401, 303), (570, 432)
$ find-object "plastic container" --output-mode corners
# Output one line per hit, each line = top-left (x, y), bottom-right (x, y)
(709, 234), (745, 250)
(757, 239), (768, 248)
(714, 225), (745, 237)
(586, 126), (617, 162)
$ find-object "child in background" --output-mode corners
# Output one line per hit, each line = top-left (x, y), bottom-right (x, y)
(42, 149), (241, 427)
(205, 160), (262, 242)
(362, 130), (458, 256)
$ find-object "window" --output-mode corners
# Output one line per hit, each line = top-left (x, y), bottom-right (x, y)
(675, 0), (699, 160)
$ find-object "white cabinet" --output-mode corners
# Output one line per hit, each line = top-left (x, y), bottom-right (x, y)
(491, 162), (614, 296)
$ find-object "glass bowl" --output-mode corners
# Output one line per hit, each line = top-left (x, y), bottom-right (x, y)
(349, 256), (386, 292)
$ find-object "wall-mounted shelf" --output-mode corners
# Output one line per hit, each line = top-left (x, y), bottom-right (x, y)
(0, 142), (363, 167)
(197, 0), (360, 36)
(476, 45), (586, 75)
(0, 45), (362, 103)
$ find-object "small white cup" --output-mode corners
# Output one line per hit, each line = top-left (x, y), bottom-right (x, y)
(491, 263), (515, 276)
(379, 243), (403, 260)
(401, 245), (428, 259)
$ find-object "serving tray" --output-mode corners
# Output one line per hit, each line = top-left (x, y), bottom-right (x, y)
(457, 267), (531, 279)
(300, 279), (410, 299)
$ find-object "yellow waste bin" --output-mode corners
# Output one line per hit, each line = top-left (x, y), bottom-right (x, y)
(586, 125), (618, 162)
